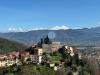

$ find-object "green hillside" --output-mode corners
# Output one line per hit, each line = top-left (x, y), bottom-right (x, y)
(0, 37), (28, 53)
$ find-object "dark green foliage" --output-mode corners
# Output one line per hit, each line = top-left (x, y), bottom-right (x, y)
(42, 52), (49, 62)
(44, 36), (50, 44)
(67, 72), (72, 75)
(0, 38), (28, 53)
(0, 64), (55, 75)
(36, 65), (55, 75)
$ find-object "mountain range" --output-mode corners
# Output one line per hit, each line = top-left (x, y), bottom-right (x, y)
(0, 27), (100, 46)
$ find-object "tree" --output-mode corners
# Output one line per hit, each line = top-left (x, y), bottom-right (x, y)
(44, 36), (50, 44)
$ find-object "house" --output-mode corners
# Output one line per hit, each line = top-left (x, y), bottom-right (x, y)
(73, 72), (78, 75)
(51, 42), (61, 52)
(0, 54), (8, 67)
(0, 52), (21, 67)
(54, 66), (58, 71)
(32, 48), (43, 64)
(0, 54), (8, 60)
(69, 47), (75, 56)
(34, 48), (43, 56)
(20, 51), (30, 57)
(64, 46), (78, 57)
(78, 53), (82, 59)
(0, 59), (7, 67)
(30, 55), (42, 64)
(50, 63), (55, 67)
(49, 63), (59, 71)
(6, 59), (16, 67)
(19, 51), (30, 63)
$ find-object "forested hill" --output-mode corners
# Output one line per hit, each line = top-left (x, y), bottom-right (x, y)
(0, 37), (28, 53)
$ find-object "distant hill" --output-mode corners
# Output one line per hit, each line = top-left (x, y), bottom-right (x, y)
(0, 27), (100, 46)
(0, 37), (28, 53)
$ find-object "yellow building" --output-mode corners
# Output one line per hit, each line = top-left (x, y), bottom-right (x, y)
(34, 48), (43, 56)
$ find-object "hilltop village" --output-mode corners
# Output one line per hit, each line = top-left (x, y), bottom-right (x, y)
(0, 36), (98, 75)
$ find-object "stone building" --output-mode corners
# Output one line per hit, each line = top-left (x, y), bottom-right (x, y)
(42, 42), (61, 53)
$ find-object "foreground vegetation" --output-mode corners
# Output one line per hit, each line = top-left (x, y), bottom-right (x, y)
(0, 64), (56, 75)
(0, 50), (92, 75)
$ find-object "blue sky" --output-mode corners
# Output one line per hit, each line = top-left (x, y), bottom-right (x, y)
(0, 0), (100, 32)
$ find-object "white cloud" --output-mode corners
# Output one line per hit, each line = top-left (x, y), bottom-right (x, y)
(8, 27), (46, 32)
(8, 27), (26, 32)
(31, 27), (47, 30)
(50, 25), (69, 30)
(31, 25), (69, 30)
(8, 25), (70, 32)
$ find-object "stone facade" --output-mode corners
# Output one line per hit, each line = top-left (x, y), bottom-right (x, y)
(42, 42), (61, 53)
